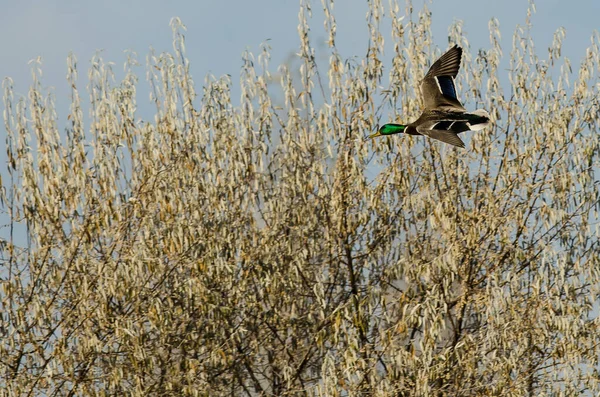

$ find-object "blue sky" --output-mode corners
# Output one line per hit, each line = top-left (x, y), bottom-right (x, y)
(1, 0), (598, 109)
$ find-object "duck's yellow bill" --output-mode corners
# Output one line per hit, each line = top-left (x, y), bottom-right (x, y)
(368, 131), (382, 139)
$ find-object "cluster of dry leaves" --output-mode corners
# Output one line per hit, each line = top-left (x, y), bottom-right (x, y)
(1, 1), (599, 395)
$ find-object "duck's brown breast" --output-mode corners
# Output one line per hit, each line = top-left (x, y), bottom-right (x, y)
(405, 125), (420, 136)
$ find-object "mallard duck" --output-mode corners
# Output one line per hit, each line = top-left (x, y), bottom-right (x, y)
(370, 45), (489, 148)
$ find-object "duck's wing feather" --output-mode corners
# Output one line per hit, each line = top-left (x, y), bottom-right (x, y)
(419, 129), (465, 148)
(420, 45), (465, 111)
(416, 118), (469, 148)
(424, 45), (462, 78)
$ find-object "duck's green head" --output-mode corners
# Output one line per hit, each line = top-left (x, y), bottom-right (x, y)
(369, 123), (407, 138)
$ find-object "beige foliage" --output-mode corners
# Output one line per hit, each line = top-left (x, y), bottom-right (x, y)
(1, 1), (600, 396)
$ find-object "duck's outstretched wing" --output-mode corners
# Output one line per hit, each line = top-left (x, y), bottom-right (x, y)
(416, 118), (471, 148)
(420, 45), (465, 111)
(419, 130), (465, 148)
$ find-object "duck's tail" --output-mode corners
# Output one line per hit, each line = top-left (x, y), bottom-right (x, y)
(467, 109), (490, 131)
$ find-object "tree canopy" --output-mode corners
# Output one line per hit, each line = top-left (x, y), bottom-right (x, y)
(1, 1), (600, 395)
